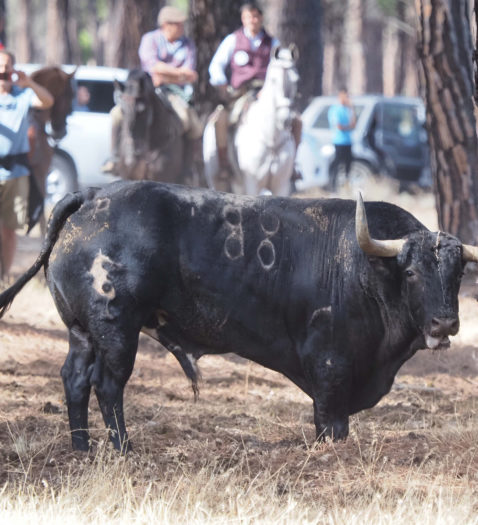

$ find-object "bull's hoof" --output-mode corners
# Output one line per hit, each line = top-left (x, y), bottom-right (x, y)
(315, 421), (349, 442)
(71, 434), (91, 452)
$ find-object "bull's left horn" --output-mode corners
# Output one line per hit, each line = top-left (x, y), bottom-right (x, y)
(355, 192), (405, 257)
(462, 244), (478, 262)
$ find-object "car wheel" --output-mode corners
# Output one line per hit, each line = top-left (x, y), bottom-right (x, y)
(46, 153), (78, 205)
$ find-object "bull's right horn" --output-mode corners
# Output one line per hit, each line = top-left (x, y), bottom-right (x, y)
(462, 244), (478, 262)
(355, 192), (406, 257)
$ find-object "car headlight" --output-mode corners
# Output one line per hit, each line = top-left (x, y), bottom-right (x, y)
(320, 144), (335, 157)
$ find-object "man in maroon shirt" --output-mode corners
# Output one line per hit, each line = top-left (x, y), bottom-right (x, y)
(208, 3), (301, 180)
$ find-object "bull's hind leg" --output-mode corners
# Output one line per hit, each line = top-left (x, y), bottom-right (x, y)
(61, 325), (95, 451)
(90, 333), (139, 453)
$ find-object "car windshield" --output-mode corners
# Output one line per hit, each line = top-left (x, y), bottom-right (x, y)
(382, 103), (420, 140)
(311, 104), (365, 129)
(73, 80), (116, 113)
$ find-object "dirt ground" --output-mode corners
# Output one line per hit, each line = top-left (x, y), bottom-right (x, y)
(1, 186), (478, 504)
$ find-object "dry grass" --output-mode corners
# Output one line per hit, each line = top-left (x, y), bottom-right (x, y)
(1, 419), (478, 524)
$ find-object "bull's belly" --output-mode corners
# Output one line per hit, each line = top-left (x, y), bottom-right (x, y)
(141, 304), (304, 380)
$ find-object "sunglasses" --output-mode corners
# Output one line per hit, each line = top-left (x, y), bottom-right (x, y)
(0, 71), (11, 81)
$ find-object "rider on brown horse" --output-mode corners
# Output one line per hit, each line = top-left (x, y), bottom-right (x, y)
(102, 6), (202, 180)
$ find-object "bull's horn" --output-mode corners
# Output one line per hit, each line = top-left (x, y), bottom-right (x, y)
(355, 192), (405, 257)
(462, 244), (478, 262)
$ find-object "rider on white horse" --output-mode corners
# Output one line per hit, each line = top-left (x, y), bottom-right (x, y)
(208, 2), (302, 183)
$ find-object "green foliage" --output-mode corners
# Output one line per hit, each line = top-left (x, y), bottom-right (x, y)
(78, 28), (93, 64)
(96, 0), (108, 22)
(170, 0), (189, 11)
(377, 0), (398, 16)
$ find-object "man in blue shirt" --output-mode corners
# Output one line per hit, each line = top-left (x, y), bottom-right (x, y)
(0, 49), (53, 276)
(328, 87), (356, 190)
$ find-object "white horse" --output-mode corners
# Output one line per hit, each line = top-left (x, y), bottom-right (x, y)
(203, 45), (299, 196)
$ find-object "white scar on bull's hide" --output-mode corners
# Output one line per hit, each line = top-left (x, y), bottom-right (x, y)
(88, 251), (116, 312)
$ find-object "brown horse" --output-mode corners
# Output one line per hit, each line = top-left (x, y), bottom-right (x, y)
(27, 66), (75, 231)
(115, 69), (185, 183)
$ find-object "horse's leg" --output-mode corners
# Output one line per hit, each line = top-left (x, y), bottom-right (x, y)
(202, 120), (221, 190)
(271, 141), (296, 197)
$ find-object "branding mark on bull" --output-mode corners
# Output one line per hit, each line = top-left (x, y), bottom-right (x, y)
(223, 205), (244, 260)
(257, 239), (276, 270)
(88, 250), (116, 317)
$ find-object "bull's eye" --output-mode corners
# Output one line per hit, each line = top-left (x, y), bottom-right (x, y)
(405, 269), (415, 278)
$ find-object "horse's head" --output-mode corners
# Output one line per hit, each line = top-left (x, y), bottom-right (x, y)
(116, 69), (156, 164)
(265, 45), (299, 129)
(31, 66), (75, 140)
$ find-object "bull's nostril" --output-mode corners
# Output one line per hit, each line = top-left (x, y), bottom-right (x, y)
(430, 317), (459, 336)
(450, 319), (460, 334)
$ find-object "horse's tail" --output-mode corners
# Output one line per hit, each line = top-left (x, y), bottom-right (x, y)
(0, 188), (97, 318)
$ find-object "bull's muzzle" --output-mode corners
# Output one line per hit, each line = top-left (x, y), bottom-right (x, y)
(425, 316), (460, 350)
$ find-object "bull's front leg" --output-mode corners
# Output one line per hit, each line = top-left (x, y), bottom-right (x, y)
(301, 308), (351, 442)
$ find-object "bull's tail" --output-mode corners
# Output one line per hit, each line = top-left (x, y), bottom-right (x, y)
(0, 188), (98, 318)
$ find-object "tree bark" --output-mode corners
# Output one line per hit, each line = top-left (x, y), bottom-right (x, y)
(104, 0), (161, 69)
(46, 0), (73, 64)
(263, 0), (322, 109)
(15, 0), (34, 62)
(189, 0), (243, 116)
(346, 0), (366, 94)
(322, 0), (347, 94)
(416, 0), (478, 243)
(0, 0), (5, 46)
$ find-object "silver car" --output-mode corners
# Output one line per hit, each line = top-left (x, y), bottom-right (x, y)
(18, 64), (128, 203)
(295, 95), (431, 192)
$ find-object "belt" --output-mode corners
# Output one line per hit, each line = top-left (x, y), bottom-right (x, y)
(0, 153), (30, 170)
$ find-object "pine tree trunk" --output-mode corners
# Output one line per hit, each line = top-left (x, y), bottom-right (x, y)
(322, 0), (347, 94)
(346, 0), (366, 94)
(264, 0), (322, 109)
(0, 0), (5, 46)
(46, 0), (72, 64)
(189, 0), (243, 116)
(15, 0), (34, 62)
(104, 0), (161, 69)
(416, 0), (478, 243)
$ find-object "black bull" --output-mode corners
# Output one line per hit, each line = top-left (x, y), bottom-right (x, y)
(1, 181), (477, 452)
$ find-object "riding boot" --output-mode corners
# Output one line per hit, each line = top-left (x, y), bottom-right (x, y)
(101, 105), (122, 173)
